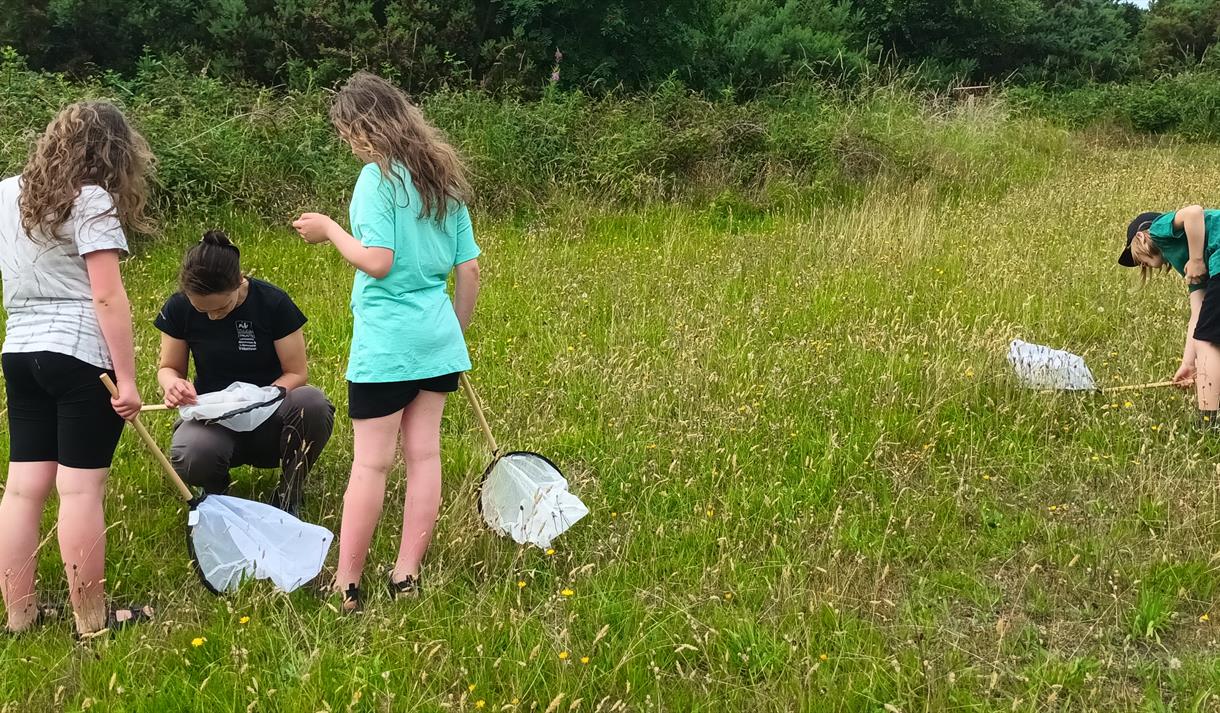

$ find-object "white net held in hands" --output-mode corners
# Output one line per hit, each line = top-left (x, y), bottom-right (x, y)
(179, 382), (286, 432)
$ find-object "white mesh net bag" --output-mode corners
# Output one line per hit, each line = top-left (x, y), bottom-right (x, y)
(102, 376), (332, 595)
(479, 452), (589, 549)
(188, 494), (333, 593)
(179, 382), (286, 432)
(1007, 339), (1097, 391)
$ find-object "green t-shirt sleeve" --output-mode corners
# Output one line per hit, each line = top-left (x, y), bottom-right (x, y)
(453, 203), (480, 265)
(350, 164), (396, 251)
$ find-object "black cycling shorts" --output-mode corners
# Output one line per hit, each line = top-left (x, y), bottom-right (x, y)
(2, 351), (125, 469)
(348, 372), (461, 420)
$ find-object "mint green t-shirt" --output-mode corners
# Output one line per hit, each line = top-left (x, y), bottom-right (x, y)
(345, 162), (480, 383)
(1148, 210), (1220, 293)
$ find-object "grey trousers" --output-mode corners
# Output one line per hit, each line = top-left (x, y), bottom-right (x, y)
(170, 385), (335, 496)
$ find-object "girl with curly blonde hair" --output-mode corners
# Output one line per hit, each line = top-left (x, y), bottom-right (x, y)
(0, 101), (155, 636)
(294, 72), (481, 612)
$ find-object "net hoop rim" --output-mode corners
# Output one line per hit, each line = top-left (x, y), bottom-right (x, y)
(185, 494), (225, 596)
(476, 450), (565, 521)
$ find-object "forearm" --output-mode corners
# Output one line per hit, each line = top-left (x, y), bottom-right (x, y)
(454, 272), (479, 332)
(328, 226), (390, 277)
(272, 371), (307, 391)
(1186, 291), (1204, 362)
(93, 293), (137, 383)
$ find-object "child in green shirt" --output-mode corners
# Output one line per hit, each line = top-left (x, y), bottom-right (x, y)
(1120, 205), (1220, 418)
(293, 73), (481, 612)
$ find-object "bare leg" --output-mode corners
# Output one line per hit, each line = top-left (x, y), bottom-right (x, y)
(333, 411), (402, 609)
(56, 466), (108, 635)
(0, 462), (56, 631)
(1197, 340), (1220, 411)
(392, 391), (447, 581)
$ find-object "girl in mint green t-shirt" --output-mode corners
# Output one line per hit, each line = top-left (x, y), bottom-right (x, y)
(293, 72), (481, 612)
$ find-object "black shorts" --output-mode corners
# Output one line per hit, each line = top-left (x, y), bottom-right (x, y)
(1196, 277), (1220, 345)
(2, 351), (125, 469)
(348, 372), (461, 420)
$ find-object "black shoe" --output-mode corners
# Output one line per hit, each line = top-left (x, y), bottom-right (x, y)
(340, 583), (362, 615)
(388, 572), (421, 600)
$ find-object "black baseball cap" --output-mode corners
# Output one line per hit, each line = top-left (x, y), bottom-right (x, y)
(1119, 211), (1164, 267)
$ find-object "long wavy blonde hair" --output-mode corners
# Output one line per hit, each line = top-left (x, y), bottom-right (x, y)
(19, 101), (155, 245)
(329, 72), (471, 222)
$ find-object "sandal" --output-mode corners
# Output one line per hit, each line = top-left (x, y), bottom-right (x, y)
(387, 572), (421, 600)
(108, 605), (154, 631)
(2, 604), (61, 636)
(74, 605), (155, 641)
(340, 583), (363, 614)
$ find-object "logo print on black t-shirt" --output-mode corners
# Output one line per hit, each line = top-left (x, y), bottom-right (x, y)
(236, 320), (257, 352)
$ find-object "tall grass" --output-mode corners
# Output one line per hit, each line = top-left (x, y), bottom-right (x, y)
(0, 49), (1067, 223)
(3, 141), (1220, 710)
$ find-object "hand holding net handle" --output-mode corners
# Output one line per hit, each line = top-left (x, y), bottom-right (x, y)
(100, 374), (195, 502)
(459, 373), (499, 455)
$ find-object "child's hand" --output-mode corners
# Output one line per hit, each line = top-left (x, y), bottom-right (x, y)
(1187, 257), (1208, 284)
(1174, 361), (1196, 389)
(293, 213), (339, 244)
(111, 379), (143, 421)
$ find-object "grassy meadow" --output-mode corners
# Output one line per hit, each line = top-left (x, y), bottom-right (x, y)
(4, 139), (1220, 711)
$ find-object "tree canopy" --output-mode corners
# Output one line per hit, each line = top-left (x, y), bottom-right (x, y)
(1, 1), (1214, 92)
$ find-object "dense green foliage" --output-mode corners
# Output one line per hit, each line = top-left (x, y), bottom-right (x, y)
(0, 49), (1066, 220)
(1009, 70), (1220, 139)
(4, 0), (1211, 92)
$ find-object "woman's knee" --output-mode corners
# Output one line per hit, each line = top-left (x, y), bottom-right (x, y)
(351, 450), (395, 478)
(170, 436), (233, 491)
(287, 386), (334, 419)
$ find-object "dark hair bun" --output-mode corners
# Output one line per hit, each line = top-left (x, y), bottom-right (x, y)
(201, 229), (238, 252)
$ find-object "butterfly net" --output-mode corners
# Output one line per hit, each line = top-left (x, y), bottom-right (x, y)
(479, 452), (588, 549)
(187, 494), (333, 593)
(1007, 339), (1097, 391)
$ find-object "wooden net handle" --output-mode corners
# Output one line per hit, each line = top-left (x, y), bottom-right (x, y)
(1099, 380), (1178, 394)
(99, 375), (194, 502)
(459, 373), (499, 455)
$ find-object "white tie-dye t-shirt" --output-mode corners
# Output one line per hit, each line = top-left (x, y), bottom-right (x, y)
(0, 176), (129, 369)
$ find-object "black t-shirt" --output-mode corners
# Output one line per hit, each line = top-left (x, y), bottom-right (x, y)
(154, 278), (308, 395)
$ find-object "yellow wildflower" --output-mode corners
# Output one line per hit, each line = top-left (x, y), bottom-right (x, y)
(561, 588), (574, 597)
(191, 637), (206, 647)
(559, 651), (569, 660)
